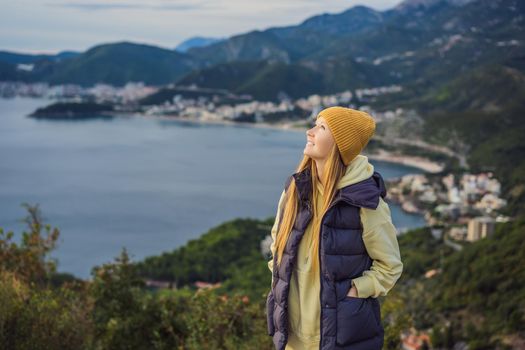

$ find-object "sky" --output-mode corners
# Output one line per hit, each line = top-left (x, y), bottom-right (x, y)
(0, 0), (401, 54)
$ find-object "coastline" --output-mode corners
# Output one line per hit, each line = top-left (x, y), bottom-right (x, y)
(140, 113), (309, 133)
(145, 113), (447, 174)
(366, 149), (445, 174)
(27, 107), (447, 175)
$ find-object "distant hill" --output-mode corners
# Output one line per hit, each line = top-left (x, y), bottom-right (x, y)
(29, 101), (115, 119)
(185, 5), (386, 66)
(0, 61), (31, 81)
(176, 60), (330, 101)
(0, 50), (80, 65)
(174, 36), (225, 53)
(39, 42), (202, 87)
(0, 50), (80, 82)
(393, 0), (477, 13)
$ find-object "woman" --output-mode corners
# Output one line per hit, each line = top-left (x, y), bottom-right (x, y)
(266, 106), (403, 350)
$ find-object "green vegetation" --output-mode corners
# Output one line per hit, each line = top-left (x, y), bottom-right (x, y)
(135, 218), (273, 301)
(178, 60), (327, 102)
(436, 217), (525, 333)
(0, 204), (273, 350)
(394, 217), (525, 349)
(396, 227), (452, 279)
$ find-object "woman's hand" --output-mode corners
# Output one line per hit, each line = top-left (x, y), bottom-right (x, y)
(347, 285), (358, 298)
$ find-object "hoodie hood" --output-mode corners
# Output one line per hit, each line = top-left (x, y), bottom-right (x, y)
(317, 155), (387, 209)
(289, 155), (387, 209)
(337, 155), (375, 189)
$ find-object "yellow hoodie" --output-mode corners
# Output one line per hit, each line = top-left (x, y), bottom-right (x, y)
(267, 155), (403, 349)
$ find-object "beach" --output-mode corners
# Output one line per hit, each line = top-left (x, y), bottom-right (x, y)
(366, 149), (445, 174)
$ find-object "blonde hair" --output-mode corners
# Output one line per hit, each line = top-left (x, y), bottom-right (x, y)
(274, 142), (347, 273)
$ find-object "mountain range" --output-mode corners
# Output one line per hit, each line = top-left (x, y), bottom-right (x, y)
(0, 0), (522, 102)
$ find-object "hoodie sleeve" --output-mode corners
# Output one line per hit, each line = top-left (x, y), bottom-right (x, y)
(352, 197), (404, 298)
(268, 189), (287, 274)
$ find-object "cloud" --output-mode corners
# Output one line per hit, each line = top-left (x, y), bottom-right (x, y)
(45, 1), (213, 12)
(3, 0), (402, 53)
(45, 0), (399, 13)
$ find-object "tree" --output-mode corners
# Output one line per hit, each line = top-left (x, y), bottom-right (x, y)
(0, 202), (60, 285)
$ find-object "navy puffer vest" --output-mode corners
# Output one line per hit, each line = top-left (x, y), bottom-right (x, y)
(266, 166), (387, 350)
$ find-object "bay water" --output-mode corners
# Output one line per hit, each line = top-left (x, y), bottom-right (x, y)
(0, 97), (425, 279)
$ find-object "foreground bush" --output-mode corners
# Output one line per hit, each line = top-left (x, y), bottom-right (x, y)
(0, 204), (273, 349)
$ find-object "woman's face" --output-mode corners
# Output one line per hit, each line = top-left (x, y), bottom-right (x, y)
(303, 116), (335, 161)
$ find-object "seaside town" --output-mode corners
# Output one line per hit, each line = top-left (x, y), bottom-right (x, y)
(0, 80), (402, 125)
(386, 171), (509, 239)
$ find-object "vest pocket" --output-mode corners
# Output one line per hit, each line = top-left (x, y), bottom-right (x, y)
(370, 297), (384, 332)
(336, 296), (380, 346)
(266, 291), (275, 336)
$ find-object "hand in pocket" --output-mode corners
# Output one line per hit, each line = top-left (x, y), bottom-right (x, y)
(346, 285), (358, 298)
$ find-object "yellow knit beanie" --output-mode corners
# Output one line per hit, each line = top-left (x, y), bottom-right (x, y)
(316, 106), (376, 166)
